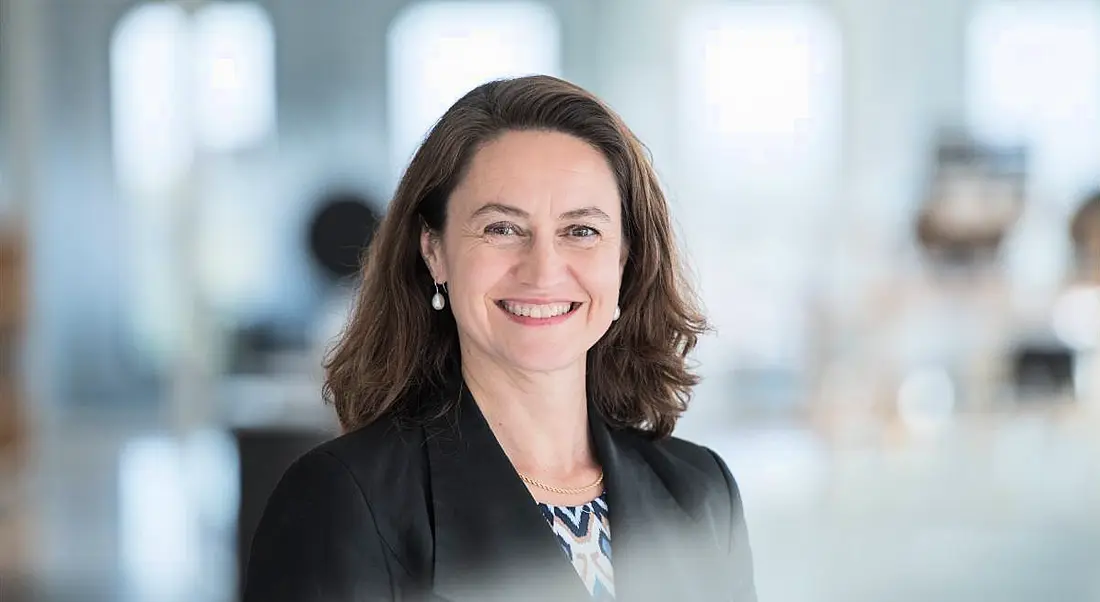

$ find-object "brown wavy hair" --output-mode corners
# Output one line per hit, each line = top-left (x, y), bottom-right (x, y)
(323, 75), (707, 438)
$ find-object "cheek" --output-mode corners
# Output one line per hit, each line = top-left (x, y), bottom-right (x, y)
(574, 248), (623, 297)
(450, 247), (511, 304)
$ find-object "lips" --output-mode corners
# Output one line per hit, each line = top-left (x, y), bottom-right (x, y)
(497, 300), (580, 319)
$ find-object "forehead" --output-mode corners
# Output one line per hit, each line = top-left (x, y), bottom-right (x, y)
(451, 130), (621, 216)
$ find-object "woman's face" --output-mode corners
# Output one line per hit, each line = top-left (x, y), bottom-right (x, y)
(422, 130), (626, 375)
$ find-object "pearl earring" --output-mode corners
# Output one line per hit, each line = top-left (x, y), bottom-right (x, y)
(612, 306), (621, 321)
(431, 282), (447, 311)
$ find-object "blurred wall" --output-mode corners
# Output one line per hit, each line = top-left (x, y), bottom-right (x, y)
(2, 0), (996, 417)
(4, 0), (606, 410)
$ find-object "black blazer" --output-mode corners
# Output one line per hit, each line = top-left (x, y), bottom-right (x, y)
(243, 383), (756, 602)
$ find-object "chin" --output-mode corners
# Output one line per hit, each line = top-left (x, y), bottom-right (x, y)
(498, 345), (588, 375)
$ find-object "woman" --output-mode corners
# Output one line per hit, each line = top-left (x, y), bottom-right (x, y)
(243, 75), (756, 602)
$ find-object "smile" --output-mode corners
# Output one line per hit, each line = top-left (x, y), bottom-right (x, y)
(496, 300), (581, 324)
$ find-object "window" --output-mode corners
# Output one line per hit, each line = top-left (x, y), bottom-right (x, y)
(110, 3), (193, 196)
(967, 1), (1100, 205)
(119, 431), (238, 600)
(192, 3), (276, 152)
(111, 2), (275, 192)
(677, 5), (842, 377)
(110, 2), (276, 370)
(678, 4), (842, 204)
(387, 1), (560, 180)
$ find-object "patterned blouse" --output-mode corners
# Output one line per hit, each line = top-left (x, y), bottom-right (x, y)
(537, 493), (615, 600)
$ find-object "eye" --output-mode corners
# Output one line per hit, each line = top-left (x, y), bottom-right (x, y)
(485, 222), (520, 237)
(567, 225), (600, 239)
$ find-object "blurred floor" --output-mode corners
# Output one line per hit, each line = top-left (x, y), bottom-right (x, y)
(12, 404), (1100, 602)
(714, 409), (1100, 602)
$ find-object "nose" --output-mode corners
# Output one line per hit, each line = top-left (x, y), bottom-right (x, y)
(515, 235), (567, 288)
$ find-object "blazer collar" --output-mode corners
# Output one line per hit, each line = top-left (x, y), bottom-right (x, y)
(588, 405), (728, 602)
(425, 382), (722, 602)
(425, 382), (590, 602)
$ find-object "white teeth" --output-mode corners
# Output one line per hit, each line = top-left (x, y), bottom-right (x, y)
(502, 301), (574, 318)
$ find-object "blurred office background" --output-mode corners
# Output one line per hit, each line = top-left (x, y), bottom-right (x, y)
(2, 0), (1100, 600)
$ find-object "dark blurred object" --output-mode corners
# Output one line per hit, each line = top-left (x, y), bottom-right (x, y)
(0, 227), (28, 580)
(916, 134), (1027, 265)
(1071, 191), (1100, 283)
(227, 190), (379, 375)
(234, 427), (332, 599)
(0, 227), (26, 461)
(307, 191), (381, 281)
(227, 319), (310, 375)
(1010, 344), (1076, 401)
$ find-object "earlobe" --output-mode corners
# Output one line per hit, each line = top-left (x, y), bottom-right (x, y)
(420, 228), (447, 282)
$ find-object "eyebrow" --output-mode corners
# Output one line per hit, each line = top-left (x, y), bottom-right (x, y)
(559, 206), (612, 222)
(469, 202), (612, 223)
(470, 202), (528, 220)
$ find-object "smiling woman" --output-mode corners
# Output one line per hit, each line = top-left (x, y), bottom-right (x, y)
(242, 75), (757, 602)
(421, 130), (626, 376)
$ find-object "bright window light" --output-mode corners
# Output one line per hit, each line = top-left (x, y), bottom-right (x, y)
(110, 4), (192, 196)
(119, 436), (195, 599)
(967, 2), (1100, 203)
(192, 3), (276, 151)
(387, 1), (560, 180)
(678, 4), (842, 197)
(110, 2), (277, 368)
(676, 5), (842, 380)
(111, 2), (276, 193)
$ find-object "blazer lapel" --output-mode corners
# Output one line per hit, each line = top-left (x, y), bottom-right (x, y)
(426, 383), (591, 602)
(589, 405), (730, 602)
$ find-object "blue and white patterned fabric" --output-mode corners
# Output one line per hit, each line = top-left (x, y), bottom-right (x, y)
(537, 493), (614, 600)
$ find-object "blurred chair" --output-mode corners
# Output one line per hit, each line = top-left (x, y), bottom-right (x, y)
(234, 427), (333, 600)
(229, 188), (377, 596)
(1010, 345), (1076, 402)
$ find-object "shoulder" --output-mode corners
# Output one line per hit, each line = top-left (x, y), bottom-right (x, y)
(613, 426), (732, 488)
(244, 414), (428, 600)
(660, 433), (731, 477)
(610, 426), (743, 525)
(264, 410), (434, 577)
(264, 412), (429, 531)
(304, 411), (428, 500)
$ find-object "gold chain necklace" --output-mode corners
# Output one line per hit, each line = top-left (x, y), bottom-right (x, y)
(517, 470), (605, 495)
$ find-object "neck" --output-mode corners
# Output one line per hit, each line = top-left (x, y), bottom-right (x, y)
(460, 350), (595, 478)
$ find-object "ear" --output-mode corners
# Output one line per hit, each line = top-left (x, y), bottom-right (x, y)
(420, 225), (448, 283)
